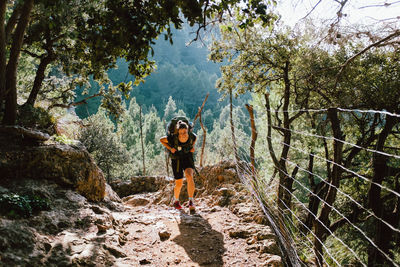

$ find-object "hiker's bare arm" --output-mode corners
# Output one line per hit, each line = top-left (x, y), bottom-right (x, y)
(190, 139), (197, 153)
(160, 136), (177, 153)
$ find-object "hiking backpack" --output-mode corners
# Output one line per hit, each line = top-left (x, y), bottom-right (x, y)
(166, 116), (195, 156)
(166, 116), (193, 136)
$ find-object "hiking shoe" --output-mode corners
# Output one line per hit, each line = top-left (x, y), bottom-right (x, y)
(173, 201), (182, 210)
(188, 200), (195, 211)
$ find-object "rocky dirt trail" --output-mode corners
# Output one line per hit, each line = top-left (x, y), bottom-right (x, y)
(112, 194), (282, 267)
(0, 161), (283, 267)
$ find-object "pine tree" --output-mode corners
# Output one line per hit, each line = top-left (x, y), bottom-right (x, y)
(163, 96), (177, 122)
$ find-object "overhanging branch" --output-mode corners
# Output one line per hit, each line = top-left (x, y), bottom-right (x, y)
(48, 93), (102, 110)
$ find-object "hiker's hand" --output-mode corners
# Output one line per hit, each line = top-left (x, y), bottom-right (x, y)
(170, 148), (177, 153)
(190, 147), (195, 153)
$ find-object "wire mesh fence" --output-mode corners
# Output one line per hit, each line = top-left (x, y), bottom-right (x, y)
(228, 104), (400, 266)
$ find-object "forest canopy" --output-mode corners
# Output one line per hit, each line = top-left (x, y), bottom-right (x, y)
(0, 0), (276, 125)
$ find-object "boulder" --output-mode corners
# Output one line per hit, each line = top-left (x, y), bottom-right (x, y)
(194, 160), (241, 194)
(104, 183), (121, 203)
(264, 255), (283, 267)
(110, 176), (170, 198)
(0, 132), (106, 202)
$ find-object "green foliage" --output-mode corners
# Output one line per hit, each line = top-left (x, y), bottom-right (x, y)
(0, 193), (50, 219)
(79, 108), (131, 181)
(197, 104), (250, 165)
(3, 0), (273, 125)
(209, 16), (400, 265)
(17, 105), (56, 134)
(118, 98), (165, 176)
(163, 96), (178, 122)
(75, 23), (226, 120)
(53, 134), (75, 145)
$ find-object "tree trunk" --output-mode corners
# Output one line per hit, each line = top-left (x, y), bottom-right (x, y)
(367, 116), (398, 266)
(279, 61), (293, 210)
(0, 0), (6, 108)
(264, 93), (286, 209)
(230, 89), (239, 163)
(25, 53), (54, 106)
(3, 0), (34, 125)
(139, 105), (146, 175)
(199, 108), (206, 167)
(245, 104), (257, 175)
(314, 108), (344, 266)
(303, 153), (329, 233)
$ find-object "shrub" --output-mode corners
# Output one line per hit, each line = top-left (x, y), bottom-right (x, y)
(0, 193), (50, 219)
(17, 105), (56, 134)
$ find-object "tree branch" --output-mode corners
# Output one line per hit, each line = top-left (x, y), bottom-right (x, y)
(21, 49), (44, 58)
(48, 93), (102, 110)
(335, 30), (400, 88)
(193, 93), (209, 125)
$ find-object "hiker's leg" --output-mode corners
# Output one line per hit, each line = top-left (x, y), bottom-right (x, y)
(185, 168), (195, 198)
(174, 178), (184, 200)
(171, 158), (184, 200)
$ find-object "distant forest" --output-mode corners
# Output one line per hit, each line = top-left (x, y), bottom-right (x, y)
(74, 24), (225, 121)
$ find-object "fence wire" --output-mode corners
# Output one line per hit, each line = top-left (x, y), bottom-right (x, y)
(226, 103), (400, 266)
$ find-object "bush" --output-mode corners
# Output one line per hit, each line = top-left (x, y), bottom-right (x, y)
(17, 105), (56, 134)
(53, 134), (75, 145)
(0, 193), (50, 219)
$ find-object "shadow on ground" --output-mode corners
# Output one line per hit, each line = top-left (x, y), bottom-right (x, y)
(173, 211), (226, 266)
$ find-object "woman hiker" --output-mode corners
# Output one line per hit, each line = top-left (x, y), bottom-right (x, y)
(160, 120), (197, 211)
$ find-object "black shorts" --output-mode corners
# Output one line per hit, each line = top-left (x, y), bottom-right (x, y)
(171, 154), (195, 180)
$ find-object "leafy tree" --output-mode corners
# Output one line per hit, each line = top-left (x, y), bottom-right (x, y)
(210, 14), (400, 265)
(142, 106), (166, 174)
(79, 108), (130, 182)
(1, 0), (275, 125)
(119, 97), (141, 151)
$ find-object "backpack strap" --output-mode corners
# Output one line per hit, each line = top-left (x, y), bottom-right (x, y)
(169, 133), (195, 154)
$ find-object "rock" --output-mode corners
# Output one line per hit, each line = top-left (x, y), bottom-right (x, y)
(216, 187), (235, 197)
(256, 232), (276, 241)
(247, 236), (258, 245)
(97, 224), (109, 234)
(118, 233), (128, 246)
(228, 229), (251, 239)
(158, 230), (171, 241)
(103, 200), (125, 212)
(254, 215), (270, 225)
(0, 221), (36, 265)
(194, 160), (240, 194)
(259, 240), (280, 255)
(0, 126), (50, 142)
(103, 244), (127, 258)
(110, 176), (170, 198)
(210, 207), (218, 212)
(123, 196), (150, 207)
(264, 255), (283, 267)
(104, 183), (122, 203)
(65, 190), (87, 206)
(139, 258), (152, 265)
(154, 221), (170, 241)
(91, 205), (107, 214)
(0, 140), (106, 202)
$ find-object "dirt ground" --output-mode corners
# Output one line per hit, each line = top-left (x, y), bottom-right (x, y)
(0, 174), (283, 266)
(112, 194), (282, 267)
